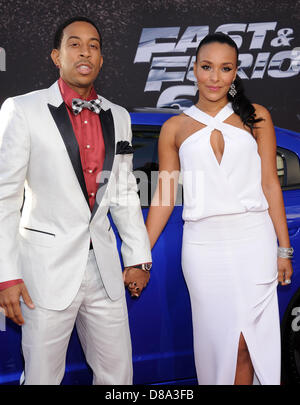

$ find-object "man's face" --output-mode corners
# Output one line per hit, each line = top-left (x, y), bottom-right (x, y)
(51, 21), (103, 94)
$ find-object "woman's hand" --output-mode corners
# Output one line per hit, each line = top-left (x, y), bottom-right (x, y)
(123, 267), (150, 298)
(277, 257), (293, 286)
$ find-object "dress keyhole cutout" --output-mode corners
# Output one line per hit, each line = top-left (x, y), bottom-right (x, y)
(210, 129), (225, 165)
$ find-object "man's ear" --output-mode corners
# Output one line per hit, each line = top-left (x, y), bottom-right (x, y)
(99, 55), (104, 71)
(51, 49), (60, 68)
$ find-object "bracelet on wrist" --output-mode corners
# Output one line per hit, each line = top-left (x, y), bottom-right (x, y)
(128, 263), (152, 272)
(278, 246), (294, 259)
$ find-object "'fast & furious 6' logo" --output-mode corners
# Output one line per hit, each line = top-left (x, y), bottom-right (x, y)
(134, 22), (300, 108)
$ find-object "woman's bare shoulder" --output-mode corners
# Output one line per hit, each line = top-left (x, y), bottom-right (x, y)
(160, 113), (190, 137)
(252, 103), (272, 121)
(252, 103), (275, 141)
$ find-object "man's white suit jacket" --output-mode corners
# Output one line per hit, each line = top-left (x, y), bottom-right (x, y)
(0, 81), (152, 310)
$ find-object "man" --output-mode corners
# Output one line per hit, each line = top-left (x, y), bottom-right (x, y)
(0, 16), (152, 385)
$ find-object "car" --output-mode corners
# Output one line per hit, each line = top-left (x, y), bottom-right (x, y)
(0, 108), (299, 385)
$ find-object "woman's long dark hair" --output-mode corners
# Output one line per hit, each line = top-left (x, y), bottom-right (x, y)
(195, 33), (263, 134)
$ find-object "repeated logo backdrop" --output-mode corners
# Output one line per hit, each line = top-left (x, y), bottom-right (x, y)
(0, 0), (299, 131)
(134, 24), (299, 108)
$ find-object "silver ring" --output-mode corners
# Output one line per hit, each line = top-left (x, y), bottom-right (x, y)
(285, 279), (291, 284)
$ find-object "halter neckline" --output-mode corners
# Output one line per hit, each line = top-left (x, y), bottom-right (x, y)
(194, 102), (232, 116)
(187, 102), (234, 124)
(179, 102), (253, 155)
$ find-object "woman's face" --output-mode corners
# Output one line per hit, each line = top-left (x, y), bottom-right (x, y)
(193, 41), (238, 103)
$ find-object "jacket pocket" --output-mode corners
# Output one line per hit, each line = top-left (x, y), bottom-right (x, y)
(20, 227), (56, 247)
(23, 227), (55, 237)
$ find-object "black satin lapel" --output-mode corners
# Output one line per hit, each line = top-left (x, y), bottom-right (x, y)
(48, 103), (90, 206)
(91, 108), (115, 219)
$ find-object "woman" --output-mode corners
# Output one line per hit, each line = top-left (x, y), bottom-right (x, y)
(145, 33), (293, 385)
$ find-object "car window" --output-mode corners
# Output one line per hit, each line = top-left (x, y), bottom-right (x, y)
(132, 125), (159, 207)
(277, 154), (285, 186)
(277, 147), (300, 190)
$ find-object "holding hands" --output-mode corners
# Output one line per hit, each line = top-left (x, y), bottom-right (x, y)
(123, 265), (151, 298)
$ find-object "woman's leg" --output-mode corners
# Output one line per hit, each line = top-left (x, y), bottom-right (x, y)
(234, 333), (254, 385)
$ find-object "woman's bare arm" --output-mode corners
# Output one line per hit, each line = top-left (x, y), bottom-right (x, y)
(254, 104), (293, 284)
(146, 117), (181, 249)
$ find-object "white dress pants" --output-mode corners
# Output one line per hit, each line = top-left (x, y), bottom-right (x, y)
(21, 250), (132, 385)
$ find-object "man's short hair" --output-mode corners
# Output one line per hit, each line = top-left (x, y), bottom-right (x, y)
(53, 16), (102, 51)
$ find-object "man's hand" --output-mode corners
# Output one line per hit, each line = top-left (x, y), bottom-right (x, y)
(123, 267), (150, 298)
(0, 283), (34, 325)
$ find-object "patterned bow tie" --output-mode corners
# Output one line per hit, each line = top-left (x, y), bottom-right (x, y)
(72, 98), (102, 115)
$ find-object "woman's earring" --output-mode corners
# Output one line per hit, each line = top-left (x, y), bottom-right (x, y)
(229, 82), (237, 97)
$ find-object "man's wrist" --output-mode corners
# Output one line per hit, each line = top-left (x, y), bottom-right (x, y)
(127, 263), (152, 272)
(0, 279), (23, 291)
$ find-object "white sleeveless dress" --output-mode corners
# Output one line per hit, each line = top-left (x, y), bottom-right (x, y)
(180, 103), (281, 385)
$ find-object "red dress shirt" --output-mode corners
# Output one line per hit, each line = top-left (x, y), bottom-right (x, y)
(0, 78), (105, 291)
(59, 78), (105, 211)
